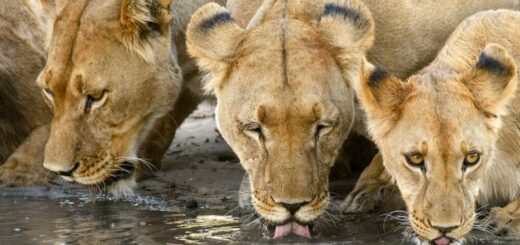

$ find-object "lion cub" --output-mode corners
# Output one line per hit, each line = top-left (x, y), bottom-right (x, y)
(353, 10), (520, 244)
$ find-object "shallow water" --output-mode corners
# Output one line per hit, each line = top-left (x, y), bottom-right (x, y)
(0, 195), (402, 245)
(1, 195), (520, 244)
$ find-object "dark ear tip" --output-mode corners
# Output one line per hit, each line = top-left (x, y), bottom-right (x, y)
(320, 3), (370, 30)
(199, 12), (234, 30)
(368, 67), (389, 88)
(476, 53), (511, 76)
(476, 44), (515, 77)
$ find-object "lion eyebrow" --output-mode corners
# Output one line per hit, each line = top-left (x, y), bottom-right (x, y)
(200, 12), (234, 30)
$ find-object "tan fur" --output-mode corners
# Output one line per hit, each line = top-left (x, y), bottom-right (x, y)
(353, 10), (520, 243)
(0, 0), (54, 184)
(227, 0), (520, 79)
(0, 0), (221, 194)
(189, 0), (520, 227)
(188, 0), (374, 225)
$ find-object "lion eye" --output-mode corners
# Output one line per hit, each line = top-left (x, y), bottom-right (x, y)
(405, 153), (425, 168)
(243, 123), (264, 140)
(43, 88), (54, 101)
(85, 91), (107, 113)
(463, 152), (481, 167)
(316, 121), (333, 139)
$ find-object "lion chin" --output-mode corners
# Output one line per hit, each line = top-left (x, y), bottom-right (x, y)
(59, 161), (138, 197)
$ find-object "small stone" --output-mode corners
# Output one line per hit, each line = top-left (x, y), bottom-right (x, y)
(14, 228), (21, 232)
(185, 199), (198, 209)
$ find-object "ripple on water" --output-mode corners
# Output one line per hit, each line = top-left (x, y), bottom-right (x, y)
(0, 197), (518, 244)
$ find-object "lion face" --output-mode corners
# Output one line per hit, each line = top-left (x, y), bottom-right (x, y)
(187, 0), (374, 235)
(354, 44), (518, 243)
(214, 25), (354, 225)
(38, 0), (181, 195)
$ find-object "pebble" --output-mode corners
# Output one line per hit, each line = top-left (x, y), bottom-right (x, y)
(185, 199), (198, 209)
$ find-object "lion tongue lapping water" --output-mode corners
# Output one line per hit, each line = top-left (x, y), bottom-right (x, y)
(433, 237), (451, 245)
(273, 222), (311, 239)
(187, 0), (374, 236)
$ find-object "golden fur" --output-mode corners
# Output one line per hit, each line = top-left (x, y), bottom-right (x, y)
(189, 0), (520, 229)
(0, 0), (55, 186)
(353, 10), (520, 244)
(0, 0), (223, 195)
(227, 0), (520, 79)
(188, 0), (374, 225)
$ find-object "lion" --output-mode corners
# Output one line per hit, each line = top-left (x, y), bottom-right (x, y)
(0, 0), (224, 195)
(187, 0), (520, 238)
(352, 9), (520, 244)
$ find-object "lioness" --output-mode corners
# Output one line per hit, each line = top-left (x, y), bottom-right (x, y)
(353, 9), (520, 244)
(187, 0), (520, 238)
(0, 0), (223, 195)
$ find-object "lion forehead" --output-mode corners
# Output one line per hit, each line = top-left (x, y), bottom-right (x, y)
(228, 22), (344, 94)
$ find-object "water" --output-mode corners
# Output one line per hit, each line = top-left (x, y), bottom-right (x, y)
(2, 194), (520, 244)
(0, 195), (404, 245)
(0, 197), (246, 245)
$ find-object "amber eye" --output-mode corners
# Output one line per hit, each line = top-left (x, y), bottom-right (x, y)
(405, 153), (425, 167)
(463, 152), (480, 167)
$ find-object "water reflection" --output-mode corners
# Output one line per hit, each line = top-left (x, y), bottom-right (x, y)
(0, 197), (516, 244)
(0, 197), (260, 245)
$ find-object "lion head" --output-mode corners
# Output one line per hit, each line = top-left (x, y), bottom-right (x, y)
(355, 41), (518, 243)
(38, 0), (181, 195)
(187, 0), (374, 237)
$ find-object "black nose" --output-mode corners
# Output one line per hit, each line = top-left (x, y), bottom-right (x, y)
(57, 162), (79, 177)
(433, 225), (458, 234)
(281, 202), (307, 215)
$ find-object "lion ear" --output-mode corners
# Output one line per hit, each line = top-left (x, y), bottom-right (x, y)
(316, 1), (374, 53)
(353, 63), (412, 133)
(119, 0), (172, 62)
(187, 3), (245, 93)
(464, 43), (518, 117)
(120, 0), (171, 38)
(312, 0), (375, 90)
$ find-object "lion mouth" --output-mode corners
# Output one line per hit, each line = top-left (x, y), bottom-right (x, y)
(272, 221), (312, 239)
(430, 237), (453, 245)
(100, 161), (135, 187)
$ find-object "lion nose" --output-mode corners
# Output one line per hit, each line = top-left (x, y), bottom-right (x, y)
(281, 202), (307, 215)
(433, 225), (458, 234)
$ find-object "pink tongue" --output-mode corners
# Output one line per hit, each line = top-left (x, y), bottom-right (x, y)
(434, 237), (451, 245)
(273, 222), (311, 239)
(273, 223), (292, 238)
